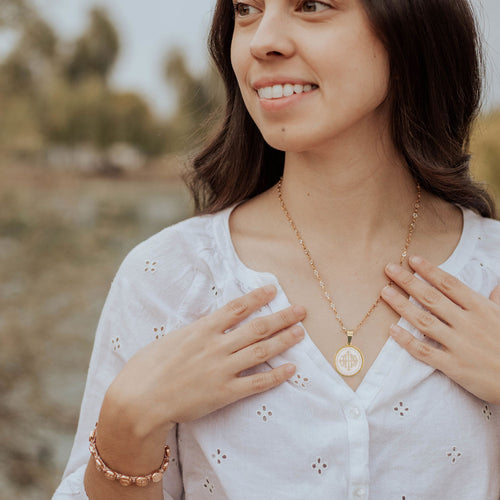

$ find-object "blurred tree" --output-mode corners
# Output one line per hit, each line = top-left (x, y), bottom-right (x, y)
(164, 47), (225, 150)
(0, 0), (33, 29)
(0, 3), (172, 158)
(38, 77), (168, 155)
(107, 92), (169, 155)
(0, 5), (230, 159)
(65, 7), (119, 84)
(37, 76), (108, 147)
(471, 110), (500, 205)
(0, 17), (57, 93)
(0, 11), (58, 150)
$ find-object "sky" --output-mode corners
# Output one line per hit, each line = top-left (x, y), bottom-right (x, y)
(20, 0), (500, 117)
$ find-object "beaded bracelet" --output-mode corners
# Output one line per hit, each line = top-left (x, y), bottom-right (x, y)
(89, 424), (170, 487)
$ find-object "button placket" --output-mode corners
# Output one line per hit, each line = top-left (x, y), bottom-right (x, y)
(353, 486), (367, 499)
(348, 406), (361, 419)
(344, 399), (370, 500)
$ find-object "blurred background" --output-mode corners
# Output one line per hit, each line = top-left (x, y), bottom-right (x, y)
(0, 0), (499, 498)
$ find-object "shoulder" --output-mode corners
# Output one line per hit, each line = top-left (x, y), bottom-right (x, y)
(86, 211), (235, 359)
(118, 210), (229, 280)
(474, 211), (500, 258)
(477, 211), (500, 236)
(109, 209), (232, 317)
(464, 208), (500, 279)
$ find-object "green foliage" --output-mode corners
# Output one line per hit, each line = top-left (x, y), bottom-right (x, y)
(0, 16), (58, 94)
(166, 48), (218, 125)
(64, 7), (120, 84)
(0, 3), (173, 157)
(471, 110), (500, 207)
(0, 56), (33, 93)
(0, 0), (32, 29)
(164, 48), (225, 151)
(0, 1), (228, 159)
(32, 76), (168, 155)
(23, 17), (58, 59)
(107, 92), (169, 155)
(38, 76), (110, 146)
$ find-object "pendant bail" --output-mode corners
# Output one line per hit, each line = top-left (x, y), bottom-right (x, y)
(347, 330), (354, 345)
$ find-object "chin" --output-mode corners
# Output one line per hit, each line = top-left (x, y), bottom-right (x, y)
(261, 128), (327, 154)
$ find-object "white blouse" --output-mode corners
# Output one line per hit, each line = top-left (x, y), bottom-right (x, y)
(53, 206), (500, 500)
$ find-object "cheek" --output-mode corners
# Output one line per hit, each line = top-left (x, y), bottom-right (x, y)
(369, 43), (391, 100)
(230, 41), (260, 121)
(230, 36), (249, 93)
(331, 38), (390, 110)
(357, 32), (391, 99)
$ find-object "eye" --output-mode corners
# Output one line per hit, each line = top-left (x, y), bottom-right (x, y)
(233, 3), (260, 17)
(299, 1), (331, 12)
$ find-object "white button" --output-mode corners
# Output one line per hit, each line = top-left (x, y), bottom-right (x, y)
(353, 487), (366, 499)
(348, 407), (361, 419)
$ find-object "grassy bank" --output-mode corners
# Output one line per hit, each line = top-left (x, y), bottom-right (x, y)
(0, 161), (191, 498)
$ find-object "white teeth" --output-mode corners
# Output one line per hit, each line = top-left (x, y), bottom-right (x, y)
(272, 84), (283, 98)
(283, 84), (294, 97)
(259, 87), (272, 98)
(257, 83), (317, 99)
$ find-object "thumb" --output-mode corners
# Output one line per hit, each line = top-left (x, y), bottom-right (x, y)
(489, 285), (500, 305)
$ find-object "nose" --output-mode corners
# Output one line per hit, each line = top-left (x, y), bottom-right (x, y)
(249, 10), (295, 60)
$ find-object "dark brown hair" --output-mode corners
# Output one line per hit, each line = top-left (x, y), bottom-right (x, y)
(187, 0), (495, 217)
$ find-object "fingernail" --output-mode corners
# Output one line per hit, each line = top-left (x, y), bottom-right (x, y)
(410, 256), (423, 265)
(291, 325), (304, 338)
(292, 305), (306, 316)
(382, 285), (397, 297)
(285, 364), (296, 376)
(386, 263), (401, 274)
(390, 324), (403, 336)
(262, 284), (276, 294)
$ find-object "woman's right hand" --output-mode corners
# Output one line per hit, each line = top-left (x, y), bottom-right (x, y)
(93, 285), (305, 477)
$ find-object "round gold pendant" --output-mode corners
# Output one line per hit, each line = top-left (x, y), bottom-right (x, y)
(334, 345), (364, 377)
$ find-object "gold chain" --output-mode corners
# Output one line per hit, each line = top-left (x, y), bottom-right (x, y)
(277, 178), (421, 338)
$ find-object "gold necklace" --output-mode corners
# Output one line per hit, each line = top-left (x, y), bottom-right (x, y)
(277, 178), (421, 377)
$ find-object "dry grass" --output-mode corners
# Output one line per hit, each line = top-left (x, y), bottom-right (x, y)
(0, 160), (192, 498)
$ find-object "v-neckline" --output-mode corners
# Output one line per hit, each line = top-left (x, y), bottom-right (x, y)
(213, 204), (478, 405)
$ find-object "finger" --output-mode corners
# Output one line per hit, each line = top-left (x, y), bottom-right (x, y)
(381, 285), (452, 346)
(225, 304), (306, 352)
(229, 324), (305, 372)
(384, 263), (463, 325)
(408, 256), (482, 310)
(489, 285), (500, 306)
(209, 285), (278, 331)
(389, 323), (449, 371)
(233, 363), (297, 399)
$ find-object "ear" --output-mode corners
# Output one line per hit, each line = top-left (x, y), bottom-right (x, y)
(489, 285), (500, 306)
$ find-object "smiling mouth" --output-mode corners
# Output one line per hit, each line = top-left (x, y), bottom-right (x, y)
(257, 83), (319, 99)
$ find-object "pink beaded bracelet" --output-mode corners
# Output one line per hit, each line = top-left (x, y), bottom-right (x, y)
(89, 424), (170, 487)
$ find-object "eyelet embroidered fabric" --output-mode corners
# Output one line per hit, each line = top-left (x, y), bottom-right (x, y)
(53, 207), (500, 500)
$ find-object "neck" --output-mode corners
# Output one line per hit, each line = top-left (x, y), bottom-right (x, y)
(279, 137), (418, 251)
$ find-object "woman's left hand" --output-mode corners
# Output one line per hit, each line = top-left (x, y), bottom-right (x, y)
(381, 255), (500, 405)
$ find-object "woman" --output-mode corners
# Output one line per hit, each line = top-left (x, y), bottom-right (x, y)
(54, 0), (500, 498)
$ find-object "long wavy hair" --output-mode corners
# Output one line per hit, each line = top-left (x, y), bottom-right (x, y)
(187, 0), (495, 218)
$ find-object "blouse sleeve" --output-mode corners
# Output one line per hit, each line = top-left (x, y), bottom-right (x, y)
(52, 225), (200, 499)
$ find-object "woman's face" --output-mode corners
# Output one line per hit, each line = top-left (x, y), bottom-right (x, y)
(230, 0), (391, 153)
